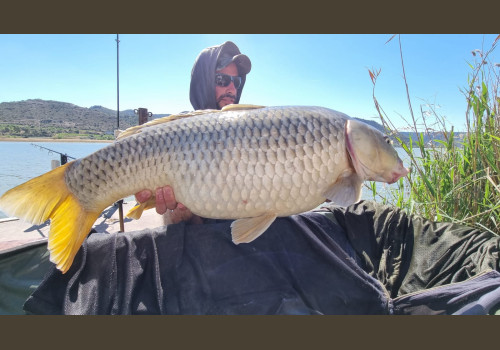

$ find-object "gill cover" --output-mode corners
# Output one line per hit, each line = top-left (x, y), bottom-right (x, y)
(345, 119), (408, 183)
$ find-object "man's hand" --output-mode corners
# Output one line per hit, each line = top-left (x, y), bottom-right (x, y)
(134, 186), (203, 225)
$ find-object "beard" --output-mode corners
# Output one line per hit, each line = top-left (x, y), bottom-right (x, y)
(217, 93), (237, 105)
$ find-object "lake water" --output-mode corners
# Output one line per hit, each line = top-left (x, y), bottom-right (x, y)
(0, 140), (410, 219)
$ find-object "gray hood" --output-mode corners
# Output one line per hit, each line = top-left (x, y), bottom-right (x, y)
(189, 41), (251, 110)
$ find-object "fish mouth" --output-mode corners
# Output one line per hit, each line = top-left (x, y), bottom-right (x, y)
(388, 161), (409, 184)
(347, 142), (409, 184)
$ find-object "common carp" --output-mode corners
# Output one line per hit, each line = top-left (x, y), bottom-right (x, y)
(0, 105), (408, 273)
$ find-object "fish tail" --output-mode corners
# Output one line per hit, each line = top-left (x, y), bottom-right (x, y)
(0, 162), (101, 273)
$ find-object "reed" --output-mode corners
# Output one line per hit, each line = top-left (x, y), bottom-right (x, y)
(368, 35), (500, 234)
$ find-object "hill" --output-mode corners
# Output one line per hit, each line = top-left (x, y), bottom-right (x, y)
(0, 99), (170, 139)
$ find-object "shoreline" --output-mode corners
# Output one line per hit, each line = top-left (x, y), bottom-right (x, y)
(0, 137), (113, 143)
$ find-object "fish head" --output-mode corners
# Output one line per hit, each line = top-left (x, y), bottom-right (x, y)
(345, 119), (409, 184)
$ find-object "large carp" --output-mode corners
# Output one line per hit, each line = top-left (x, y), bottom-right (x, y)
(0, 105), (408, 273)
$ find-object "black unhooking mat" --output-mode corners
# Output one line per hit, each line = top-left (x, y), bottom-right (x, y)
(2, 200), (499, 315)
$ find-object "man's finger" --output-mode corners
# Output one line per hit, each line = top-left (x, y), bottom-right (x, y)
(163, 186), (177, 210)
(135, 189), (152, 203)
(155, 187), (168, 215)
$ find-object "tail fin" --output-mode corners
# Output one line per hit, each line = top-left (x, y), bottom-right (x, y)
(0, 162), (101, 273)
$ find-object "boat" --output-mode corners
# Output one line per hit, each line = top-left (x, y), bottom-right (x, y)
(0, 198), (165, 315)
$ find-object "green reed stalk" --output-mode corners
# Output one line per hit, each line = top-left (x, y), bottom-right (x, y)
(368, 35), (500, 234)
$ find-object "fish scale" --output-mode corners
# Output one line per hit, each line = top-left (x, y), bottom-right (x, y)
(166, 107), (325, 216)
(0, 105), (409, 273)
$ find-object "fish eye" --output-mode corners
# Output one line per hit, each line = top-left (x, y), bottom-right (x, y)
(384, 136), (393, 145)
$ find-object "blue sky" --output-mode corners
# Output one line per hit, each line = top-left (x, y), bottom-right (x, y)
(1, 34), (498, 131)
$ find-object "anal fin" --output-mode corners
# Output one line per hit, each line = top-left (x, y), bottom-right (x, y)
(230, 213), (277, 244)
(126, 197), (156, 220)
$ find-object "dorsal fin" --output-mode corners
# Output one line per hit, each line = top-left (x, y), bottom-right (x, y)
(115, 104), (266, 140)
(115, 109), (219, 140)
(221, 104), (266, 111)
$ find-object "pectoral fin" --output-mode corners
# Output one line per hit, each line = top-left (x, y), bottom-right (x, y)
(230, 213), (277, 244)
(323, 172), (363, 206)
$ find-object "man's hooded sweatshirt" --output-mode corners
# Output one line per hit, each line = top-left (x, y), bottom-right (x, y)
(189, 41), (250, 110)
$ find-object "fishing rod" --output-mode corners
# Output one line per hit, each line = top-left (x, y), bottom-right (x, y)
(31, 143), (76, 165)
(116, 33), (125, 232)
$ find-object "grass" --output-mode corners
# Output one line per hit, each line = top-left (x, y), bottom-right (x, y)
(368, 35), (500, 234)
(53, 132), (114, 140)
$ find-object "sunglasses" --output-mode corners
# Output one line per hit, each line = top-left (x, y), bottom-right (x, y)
(215, 73), (242, 89)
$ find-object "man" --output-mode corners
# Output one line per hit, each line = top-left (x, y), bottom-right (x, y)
(190, 40), (251, 110)
(135, 41), (251, 225)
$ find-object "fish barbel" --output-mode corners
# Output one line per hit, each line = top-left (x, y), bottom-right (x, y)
(0, 105), (408, 273)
